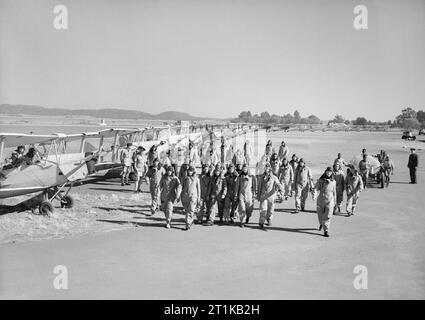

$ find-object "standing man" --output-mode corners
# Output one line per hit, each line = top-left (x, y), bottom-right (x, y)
(314, 167), (337, 237)
(232, 149), (246, 167)
(333, 153), (346, 169)
(179, 161), (191, 184)
(293, 158), (314, 213)
(146, 158), (165, 215)
(223, 163), (239, 224)
(184, 141), (200, 166)
(358, 154), (369, 188)
(333, 163), (345, 213)
(243, 140), (253, 166)
(159, 166), (181, 229)
(257, 163), (283, 228)
(289, 154), (299, 197)
(278, 158), (294, 200)
(133, 146), (147, 192)
(235, 164), (256, 227)
(278, 141), (290, 162)
(181, 166), (201, 230)
(345, 168), (363, 216)
(408, 148), (418, 184)
(120, 143), (134, 186)
(270, 153), (281, 177)
(207, 166), (227, 226)
(197, 164), (211, 224)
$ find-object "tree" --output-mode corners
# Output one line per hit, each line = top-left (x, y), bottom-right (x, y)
(270, 114), (281, 124)
(282, 113), (294, 124)
(332, 114), (345, 123)
(402, 118), (421, 130)
(307, 114), (321, 124)
(416, 110), (425, 127)
(260, 111), (271, 122)
(353, 117), (368, 126)
(395, 108), (417, 127)
(293, 110), (301, 124)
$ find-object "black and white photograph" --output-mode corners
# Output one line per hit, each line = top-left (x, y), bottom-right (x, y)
(0, 0), (424, 304)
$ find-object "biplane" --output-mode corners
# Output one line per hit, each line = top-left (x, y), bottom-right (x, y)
(0, 132), (95, 215)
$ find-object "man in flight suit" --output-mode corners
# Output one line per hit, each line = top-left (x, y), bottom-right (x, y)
(223, 164), (239, 224)
(333, 163), (345, 213)
(159, 166), (181, 229)
(314, 167), (337, 237)
(196, 164), (211, 224)
(207, 166), (227, 226)
(345, 167), (363, 216)
(293, 158), (314, 213)
(181, 166), (200, 230)
(257, 163), (283, 228)
(146, 158), (165, 215)
(235, 164), (256, 227)
(278, 158), (294, 201)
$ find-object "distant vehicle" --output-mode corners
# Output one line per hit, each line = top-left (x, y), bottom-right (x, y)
(419, 128), (425, 135)
(402, 131), (416, 141)
(99, 119), (107, 126)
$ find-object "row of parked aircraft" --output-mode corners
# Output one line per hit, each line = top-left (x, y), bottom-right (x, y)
(0, 124), (259, 215)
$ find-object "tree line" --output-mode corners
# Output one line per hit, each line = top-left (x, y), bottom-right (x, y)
(233, 108), (425, 129)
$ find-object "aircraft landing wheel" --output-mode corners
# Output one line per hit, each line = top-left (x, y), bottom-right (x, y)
(39, 201), (54, 216)
(60, 195), (74, 209)
(129, 172), (137, 181)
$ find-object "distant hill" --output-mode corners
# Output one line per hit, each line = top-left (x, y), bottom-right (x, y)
(0, 104), (211, 121)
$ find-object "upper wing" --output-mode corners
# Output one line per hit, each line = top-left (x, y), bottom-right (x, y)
(0, 133), (59, 148)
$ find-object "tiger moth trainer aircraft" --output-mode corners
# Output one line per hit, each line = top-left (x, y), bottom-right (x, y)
(0, 132), (98, 215)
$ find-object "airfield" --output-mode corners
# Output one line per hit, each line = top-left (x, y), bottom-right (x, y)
(0, 129), (424, 299)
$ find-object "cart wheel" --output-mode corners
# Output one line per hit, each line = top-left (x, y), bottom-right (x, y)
(39, 201), (54, 216)
(129, 172), (137, 181)
(61, 195), (74, 208)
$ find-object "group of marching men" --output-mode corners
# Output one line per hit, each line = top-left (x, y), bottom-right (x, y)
(118, 138), (392, 238)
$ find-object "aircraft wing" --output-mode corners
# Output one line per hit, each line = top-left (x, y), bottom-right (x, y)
(0, 133), (60, 148)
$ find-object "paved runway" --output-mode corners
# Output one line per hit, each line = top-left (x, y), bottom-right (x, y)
(1, 165), (424, 299)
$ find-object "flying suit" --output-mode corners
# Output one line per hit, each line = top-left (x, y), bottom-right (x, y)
(315, 175), (337, 233)
(257, 173), (283, 225)
(181, 175), (201, 228)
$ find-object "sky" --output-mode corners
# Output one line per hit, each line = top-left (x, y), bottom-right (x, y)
(0, 0), (424, 121)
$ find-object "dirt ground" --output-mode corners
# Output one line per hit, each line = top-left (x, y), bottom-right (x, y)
(0, 131), (424, 299)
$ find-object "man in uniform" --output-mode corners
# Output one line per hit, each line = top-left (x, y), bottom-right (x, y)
(293, 158), (314, 213)
(257, 163), (283, 228)
(289, 154), (299, 196)
(120, 142), (134, 186)
(333, 153), (347, 169)
(278, 141), (290, 162)
(159, 166), (181, 229)
(278, 158), (294, 201)
(270, 153), (281, 177)
(235, 164), (256, 227)
(181, 166), (200, 230)
(146, 158), (165, 215)
(358, 154), (369, 188)
(333, 162), (345, 213)
(408, 148), (418, 184)
(207, 166), (227, 226)
(345, 167), (363, 216)
(197, 164), (211, 224)
(314, 167), (337, 237)
(223, 163), (239, 224)
(133, 146), (147, 192)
